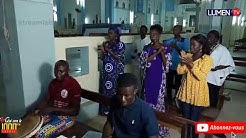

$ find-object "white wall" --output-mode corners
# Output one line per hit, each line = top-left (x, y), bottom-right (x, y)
(53, 33), (196, 120)
(211, 0), (223, 31)
(62, 0), (78, 29)
(0, 0), (26, 117)
(221, 0), (235, 47)
(165, 3), (196, 32)
(54, 33), (197, 87)
(55, 37), (102, 92)
(100, 0), (106, 23)
(114, 8), (130, 23)
(199, 1), (213, 33)
(113, 0), (130, 23)
(229, 0), (246, 45)
(85, 0), (101, 24)
(14, 0), (55, 108)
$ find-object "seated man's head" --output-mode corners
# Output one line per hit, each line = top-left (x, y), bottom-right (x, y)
(54, 60), (69, 81)
(117, 73), (138, 107)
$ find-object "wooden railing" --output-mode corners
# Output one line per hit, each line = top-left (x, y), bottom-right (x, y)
(227, 57), (246, 83)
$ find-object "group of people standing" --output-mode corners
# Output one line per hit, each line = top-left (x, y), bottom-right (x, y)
(98, 24), (235, 138)
(23, 24), (235, 138)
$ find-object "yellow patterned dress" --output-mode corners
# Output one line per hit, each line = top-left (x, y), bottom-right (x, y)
(176, 54), (212, 107)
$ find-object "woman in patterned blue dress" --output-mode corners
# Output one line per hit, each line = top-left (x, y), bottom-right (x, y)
(98, 26), (125, 115)
(140, 24), (171, 137)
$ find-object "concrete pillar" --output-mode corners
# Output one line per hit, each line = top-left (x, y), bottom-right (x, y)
(105, 0), (113, 23)
(100, 0), (105, 23)
(211, 0), (224, 32)
(0, 0), (55, 118)
(198, 1), (211, 33)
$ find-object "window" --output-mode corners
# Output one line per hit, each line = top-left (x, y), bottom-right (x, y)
(66, 47), (89, 77)
(130, 11), (134, 24)
(53, 5), (57, 22)
(122, 2), (125, 9)
(151, 14), (154, 25)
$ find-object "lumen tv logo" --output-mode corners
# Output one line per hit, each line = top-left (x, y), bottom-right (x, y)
(207, 8), (241, 16)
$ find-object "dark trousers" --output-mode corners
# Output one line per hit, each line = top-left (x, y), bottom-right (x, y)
(181, 102), (204, 138)
(208, 83), (221, 108)
(166, 70), (182, 102)
(208, 83), (226, 138)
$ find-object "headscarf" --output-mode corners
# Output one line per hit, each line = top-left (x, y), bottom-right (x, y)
(108, 25), (121, 42)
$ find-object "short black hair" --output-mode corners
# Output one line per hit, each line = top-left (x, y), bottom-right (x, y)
(190, 34), (210, 55)
(55, 60), (69, 69)
(208, 30), (220, 40)
(174, 25), (182, 31)
(117, 73), (137, 89)
(150, 24), (163, 34)
(140, 25), (148, 31)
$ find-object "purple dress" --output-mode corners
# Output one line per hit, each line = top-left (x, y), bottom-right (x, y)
(140, 44), (171, 137)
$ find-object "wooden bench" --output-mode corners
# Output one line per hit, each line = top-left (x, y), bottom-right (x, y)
(166, 83), (230, 138)
(167, 83), (230, 120)
(226, 57), (246, 83)
(61, 89), (191, 138)
(233, 38), (246, 52)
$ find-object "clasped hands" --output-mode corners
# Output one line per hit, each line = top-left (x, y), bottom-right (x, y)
(170, 41), (178, 49)
(157, 46), (166, 56)
(180, 51), (193, 68)
(98, 42), (110, 53)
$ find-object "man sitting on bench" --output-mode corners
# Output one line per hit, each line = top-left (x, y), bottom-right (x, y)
(29, 60), (81, 138)
(102, 73), (160, 138)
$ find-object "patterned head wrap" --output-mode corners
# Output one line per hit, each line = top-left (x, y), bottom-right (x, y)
(108, 25), (121, 42)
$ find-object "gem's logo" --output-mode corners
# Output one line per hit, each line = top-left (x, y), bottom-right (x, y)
(0, 117), (22, 134)
(207, 8), (241, 16)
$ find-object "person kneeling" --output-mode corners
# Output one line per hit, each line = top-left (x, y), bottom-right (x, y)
(102, 73), (160, 138)
(30, 60), (81, 138)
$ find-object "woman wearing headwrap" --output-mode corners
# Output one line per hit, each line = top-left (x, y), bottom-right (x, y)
(98, 26), (125, 115)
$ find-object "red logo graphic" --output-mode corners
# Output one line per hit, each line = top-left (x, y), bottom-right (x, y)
(232, 8), (241, 16)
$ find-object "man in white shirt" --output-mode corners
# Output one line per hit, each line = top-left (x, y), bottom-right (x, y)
(206, 30), (235, 108)
(132, 25), (151, 97)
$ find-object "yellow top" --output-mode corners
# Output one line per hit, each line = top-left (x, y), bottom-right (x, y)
(176, 54), (212, 107)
